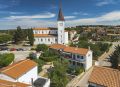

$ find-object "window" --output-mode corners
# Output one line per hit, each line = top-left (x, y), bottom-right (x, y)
(73, 54), (76, 60)
(88, 54), (90, 57)
(35, 31), (37, 34)
(73, 61), (75, 65)
(48, 39), (50, 41)
(42, 31), (44, 34)
(55, 39), (57, 42)
(41, 39), (43, 42)
(81, 56), (84, 59)
(61, 35), (62, 38)
(77, 55), (80, 58)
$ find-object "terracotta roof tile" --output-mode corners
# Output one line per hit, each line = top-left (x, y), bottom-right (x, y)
(33, 28), (57, 30)
(0, 79), (30, 87)
(64, 46), (89, 55)
(49, 44), (66, 50)
(88, 66), (120, 87)
(0, 59), (37, 79)
(34, 34), (57, 37)
(50, 44), (89, 55)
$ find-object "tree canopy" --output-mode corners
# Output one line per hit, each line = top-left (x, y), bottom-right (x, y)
(36, 44), (48, 52)
(28, 28), (34, 46)
(13, 26), (25, 44)
(0, 53), (15, 68)
(110, 45), (120, 69)
(0, 34), (12, 44)
(48, 60), (69, 87)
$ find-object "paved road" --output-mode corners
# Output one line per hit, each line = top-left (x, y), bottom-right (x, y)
(98, 41), (120, 66)
(74, 67), (93, 87)
(0, 51), (35, 62)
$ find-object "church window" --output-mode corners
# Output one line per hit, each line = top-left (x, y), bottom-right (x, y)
(55, 39), (57, 42)
(41, 39), (43, 42)
(42, 31), (44, 34)
(48, 38), (50, 41)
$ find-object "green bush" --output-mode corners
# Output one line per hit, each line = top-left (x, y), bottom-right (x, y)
(0, 53), (15, 68)
(36, 44), (48, 52)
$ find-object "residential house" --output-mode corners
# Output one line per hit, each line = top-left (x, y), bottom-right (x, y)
(88, 66), (120, 87)
(0, 59), (50, 87)
(50, 44), (93, 70)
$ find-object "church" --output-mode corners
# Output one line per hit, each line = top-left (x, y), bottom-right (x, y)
(33, 7), (68, 45)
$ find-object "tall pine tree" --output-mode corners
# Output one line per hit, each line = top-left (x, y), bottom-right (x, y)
(28, 28), (34, 46)
(13, 26), (25, 44)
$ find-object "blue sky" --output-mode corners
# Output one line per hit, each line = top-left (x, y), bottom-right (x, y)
(0, 0), (120, 29)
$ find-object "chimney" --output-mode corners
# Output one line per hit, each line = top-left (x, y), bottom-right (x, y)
(88, 46), (90, 50)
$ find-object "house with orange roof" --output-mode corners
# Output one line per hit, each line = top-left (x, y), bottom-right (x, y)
(33, 6), (68, 45)
(0, 59), (50, 87)
(88, 66), (120, 87)
(50, 44), (93, 70)
(0, 79), (31, 87)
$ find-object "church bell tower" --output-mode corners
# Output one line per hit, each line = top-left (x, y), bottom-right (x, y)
(57, 3), (65, 44)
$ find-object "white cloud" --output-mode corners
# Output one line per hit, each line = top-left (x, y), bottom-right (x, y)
(64, 16), (76, 19)
(9, 12), (23, 15)
(73, 12), (89, 15)
(66, 11), (120, 26)
(96, 0), (117, 6)
(5, 12), (56, 20)
(1, 11), (120, 29)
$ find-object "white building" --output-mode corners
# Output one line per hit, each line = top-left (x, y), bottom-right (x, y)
(50, 44), (93, 70)
(33, 7), (68, 45)
(0, 59), (50, 87)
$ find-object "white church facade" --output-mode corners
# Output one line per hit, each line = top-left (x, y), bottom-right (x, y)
(33, 8), (68, 45)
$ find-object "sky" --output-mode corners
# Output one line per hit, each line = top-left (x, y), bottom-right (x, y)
(0, 0), (120, 29)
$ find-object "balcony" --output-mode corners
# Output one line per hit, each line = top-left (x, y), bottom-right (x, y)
(64, 55), (85, 63)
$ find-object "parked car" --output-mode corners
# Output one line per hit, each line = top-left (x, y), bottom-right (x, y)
(16, 48), (24, 51)
(10, 48), (16, 51)
(0, 47), (9, 51)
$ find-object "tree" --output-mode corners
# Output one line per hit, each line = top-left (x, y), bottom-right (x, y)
(13, 26), (25, 44)
(36, 44), (48, 52)
(110, 45), (120, 69)
(0, 53), (15, 68)
(28, 28), (34, 46)
(0, 34), (12, 44)
(48, 60), (69, 87)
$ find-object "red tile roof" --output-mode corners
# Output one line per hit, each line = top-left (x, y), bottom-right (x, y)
(0, 79), (30, 87)
(88, 66), (120, 87)
(50, 44), (89, 55)
(64, 46), (89, 55)
(0, 59), (37, 79)
(33, 28), (57, 30)
(49, 44), (66, 50)
(34, 34), (57, 37)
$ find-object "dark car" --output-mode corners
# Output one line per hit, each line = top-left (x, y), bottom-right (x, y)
(16, 48), (24, 51)
(0, 47), (9, 51)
